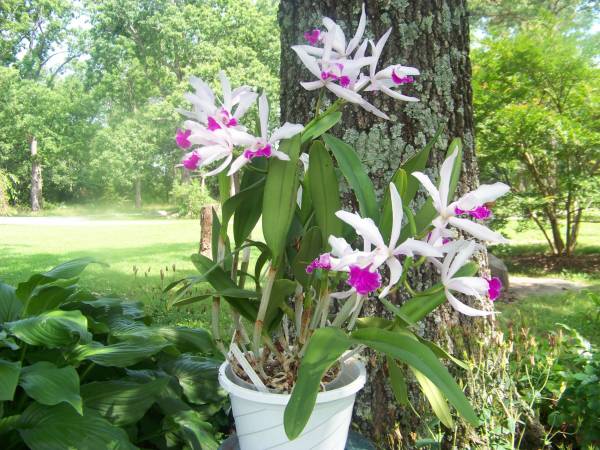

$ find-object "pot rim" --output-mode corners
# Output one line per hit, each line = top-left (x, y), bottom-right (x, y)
(218, 357), (366, 405)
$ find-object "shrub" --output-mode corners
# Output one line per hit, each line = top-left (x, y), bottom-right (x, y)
(170, 179), (215, 218)
(0, 258), (227, 449)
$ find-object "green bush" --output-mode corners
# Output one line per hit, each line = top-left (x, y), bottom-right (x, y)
(0, 258), (227, 449)
(170, 180), (215, 218)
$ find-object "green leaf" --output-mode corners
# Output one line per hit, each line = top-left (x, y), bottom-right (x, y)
(264, 279), (297, 333)
(6, 310), (92, 348)
(351, 328), (479, 426)
(323, 133), (379, 222)
(284, 328), (351, 440)
(0, 359), (20, 401)
(418, 338), (469, 370)
(191, 253), (258, 322)
(387, 356), (409, 406)
(400, 126), (443, 205)
(308, 141), (343, 246)
(292, 226), (322, 287)
(23, 285), (77, 317)
(81, 377), (169, 426)
(160, 355), (224, 405)
(233, 178), (265, 248)
(20, 361), (83, 414)
(18, 402), (135, 450)
(301, 111), (342, 143)
(71, 337), (168, 367)
(397, 262), (478, 323)
(411, 367), (454, 428)
(262, 134), (302, 265)
(16, 258), (106, 301)
(156, 326), (215, 354)
(168, 293), (213, 308)
(0, 282), (22, 322)
(169, 410), (219, 450)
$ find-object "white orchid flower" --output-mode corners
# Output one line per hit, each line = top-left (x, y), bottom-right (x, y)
(441, 240), (495, 316)
(178, 71), (257, 131)
(227, 94), (303, 176)
(362, 29), (420, 104)
(335, 183), (442, 298)
(321, 3), (367, 57)
(412, 149), (510, 243)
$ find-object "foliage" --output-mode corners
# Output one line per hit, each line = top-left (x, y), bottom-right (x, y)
(473, 22), (600, 256)
(0, 258), (227, 449)
(169, 179), (215, 218)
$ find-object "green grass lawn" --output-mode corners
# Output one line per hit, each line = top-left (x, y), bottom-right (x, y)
(0, 218), (214, 327)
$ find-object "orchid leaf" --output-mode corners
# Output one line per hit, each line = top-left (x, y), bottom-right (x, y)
(352, 328), (479, 426)
(323, 133), (379, 222)
(301, 112), (342, 143)
(292, 226), (322, 287)
(284, 328), (351, 440)
(387, 356), (409, 406)
(262, 134), (302, 266)
(411, 367), (454, 428)
(308, 141), (343, 246)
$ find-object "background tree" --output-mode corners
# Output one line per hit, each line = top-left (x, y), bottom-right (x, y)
(279, 1), (497, 448)
(473, 17), (599, 256)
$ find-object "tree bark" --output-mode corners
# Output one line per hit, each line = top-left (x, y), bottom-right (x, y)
(279, 1), (497, 448)
(134, 178), (142, 209)
(30, 136), (42, 212)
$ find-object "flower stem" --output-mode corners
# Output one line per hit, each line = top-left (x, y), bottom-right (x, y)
(252, 266), (277, 357)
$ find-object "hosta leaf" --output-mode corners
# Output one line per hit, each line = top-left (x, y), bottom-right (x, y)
(0, 359), (20, 401)
(156, 326), (216, 354)
(323, 133), (379, 222)
(20, 361), (83, 414)
(284, 328), (351, 440)
(18, 402), (135, 450)
(6, 310), (92, 348)
(81, 377), (169, 426)
(168, 410), (219, 450)
(71, 337), (168, 368)
(351, 328), (478, 426)
(0, 282), (22, 322)
(308, 141), (343, 246)
(161, 355), (224, 406)
(23, 285), (77, 317)
(262, 134), (302, 265)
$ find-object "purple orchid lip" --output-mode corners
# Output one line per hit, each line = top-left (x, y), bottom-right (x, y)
(487, 277), (502, 301)
(455, 205), (492, 220)
(306, 253), (332, 274)
(244, 143), (272, 160)
(176, 129), (192, 149)
(182, 152), (201, 170)
(347, 264), (381, 295)
(391, 70), (414, 85)
(207, 116), (221, 131)
(304, 29), (321, 45)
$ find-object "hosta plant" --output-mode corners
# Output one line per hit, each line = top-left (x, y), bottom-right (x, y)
(0, 258), (226, 449)
(171, 4), (509, 440)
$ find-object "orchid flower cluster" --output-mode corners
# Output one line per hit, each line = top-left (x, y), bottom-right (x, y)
(170, 4), (510, 437)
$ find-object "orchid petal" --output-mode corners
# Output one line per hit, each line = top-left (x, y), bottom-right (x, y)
(271, 149), (291, 161)
(358, 99), (390, 120)
(389, 183), (403, 249)
(204, 154), (232, 177)
(439, 148), (458, 209)
(227, 154), (250, 176)
(380, 85), (419, 102)
(326, 82), (364, 103)
(292, 46), (322, 78)
(455, 182), (510, 211)
(270, 123), (304, 144)
(448, 216), (509, 244)
(412, 172), (441, 210)
(346, 3), (367, 55)
(258, 94), (269, 141)
(394, 238), (443, 258)
(233, 91), (258, 120)
(447, 239), (477, 279)
(300, 80), (326, 90)
(446, 277), (489, 297)
(446, 290), (493, 317)
(335, 211), (385, 248)
(219, 71), (232, 109)
(379, 256), (402, 299)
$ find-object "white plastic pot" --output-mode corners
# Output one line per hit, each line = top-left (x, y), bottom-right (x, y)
(218, 357), (366, 450)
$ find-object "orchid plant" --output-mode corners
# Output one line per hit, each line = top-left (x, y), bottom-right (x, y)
(169, 5), (509, 440)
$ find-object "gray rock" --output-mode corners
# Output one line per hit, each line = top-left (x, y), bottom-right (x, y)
(488, 253), (509, 290)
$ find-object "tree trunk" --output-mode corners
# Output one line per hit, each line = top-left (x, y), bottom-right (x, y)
(199, 205), (213, 256)
(134, 178), (142, 209)
(30, 136), (42, 212)
(279, 1), (498, 448)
